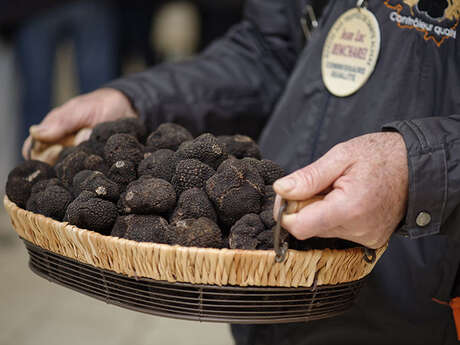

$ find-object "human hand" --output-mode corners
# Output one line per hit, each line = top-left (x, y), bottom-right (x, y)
(273, 132), (409, 249)
(22, 88), (137, 159)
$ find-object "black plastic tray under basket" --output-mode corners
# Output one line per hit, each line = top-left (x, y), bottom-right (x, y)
(23, 239), (366, 324)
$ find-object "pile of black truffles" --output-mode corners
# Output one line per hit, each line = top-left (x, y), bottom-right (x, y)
(6, 119), (352, 251)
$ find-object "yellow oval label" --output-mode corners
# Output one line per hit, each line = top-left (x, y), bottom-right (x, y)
(321, 7), (381, 97)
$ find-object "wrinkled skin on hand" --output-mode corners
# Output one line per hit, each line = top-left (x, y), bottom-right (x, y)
(22, 88), (137, 159)
(273, 132), (408, 249)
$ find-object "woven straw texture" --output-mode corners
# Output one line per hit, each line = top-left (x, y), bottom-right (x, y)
(4, 196), (386, 287)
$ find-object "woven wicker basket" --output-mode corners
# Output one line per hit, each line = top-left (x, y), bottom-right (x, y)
(4, 196), (386, 288)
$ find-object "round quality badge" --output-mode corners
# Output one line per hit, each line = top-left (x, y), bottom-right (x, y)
(321, 7), (381, 97)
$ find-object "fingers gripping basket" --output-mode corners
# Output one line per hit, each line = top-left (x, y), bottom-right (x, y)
(4, 196), (386, 323)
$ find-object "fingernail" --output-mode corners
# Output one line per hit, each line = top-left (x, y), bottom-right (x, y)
(274, 178), (296, 193)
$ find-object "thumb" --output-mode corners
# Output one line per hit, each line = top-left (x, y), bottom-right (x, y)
(273, 146), (351, 200)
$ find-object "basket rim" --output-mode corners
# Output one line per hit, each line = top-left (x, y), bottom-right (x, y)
(4, 196), (387, 287)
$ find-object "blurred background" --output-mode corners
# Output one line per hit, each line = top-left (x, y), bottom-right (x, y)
(0, 1), (245, 344)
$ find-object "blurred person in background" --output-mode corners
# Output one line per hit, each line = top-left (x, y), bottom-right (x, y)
(0, 0), (120, 148)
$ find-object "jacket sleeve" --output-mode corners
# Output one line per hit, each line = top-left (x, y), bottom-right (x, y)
(383, 115), (460, 242)
(106, 0), (297, 133)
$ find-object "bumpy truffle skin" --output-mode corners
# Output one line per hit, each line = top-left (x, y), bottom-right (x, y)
(55, 150), (89, 186)
(64, 191), (118, 234)
(171, 159), (215, 195)
(166, 217), (222, 248)
(262, 185), (275, 211)
(170, 188), (217, 223)
(90, 118), (147, 144)
(241, 158), (285, 185)
(64, 191), (118, 235)
(111, 215), (169, 243)
(6, 160), (56, 208)
(108, 160), (137, 190)
(228, 214), (265, 250)
(145, 123), (193, 151)
(72, 170), (120, 201)
(84, 154), (108, 175)
(138, 149), (180, 182)
(123, 176), (176, 214)
(206, 159), (264, 227)
(56, 140), (104, 165)
(258, 159), (285, 185)
(104, 133), (144, 166)
(217, 135), (261, 159)
(176, 133), (226, 169)
(259, 209), (276, 229)
(26, 185), (73, 221)
(29, 177), (64, 194)
(257, 228), (289, 250)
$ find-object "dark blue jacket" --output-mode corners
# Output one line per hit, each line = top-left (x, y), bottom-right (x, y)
(108, 0), (460, 343)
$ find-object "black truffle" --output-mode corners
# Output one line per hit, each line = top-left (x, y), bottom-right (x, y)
(104, 133), (144, 166)
(138, 149), (180, 182)
(257, 159), (285, 185)
(166, 217), (222, 248)
(56, 141), (104, 165)
(111, 214), (169, 243)
(108, 160), (137, 190)
(259, 209), (276, 229)
(90, 117), (147, 144)
(55, 150), (89, 186)
(241, 158), (285, 185)
(6, 160), (56, 208)
(84, 154), (108, 175)
(217, 134), (261, 159)
(257, 228), (289, 250)
(171, 159), (215, 195)
(29, 178), (65, 195)
(176, 133), (226, 169)
(122, 176), (176, 214)
(26, 184), (73, 221)
(206, 159), (264, 227)
(64, 191), (118, 234)
(262, 185), (276, 211)
(228, 214), (265, 250)
(145, 122), (193, 151)
(72, 170), (120, 201)
(170, 188), (217, 223)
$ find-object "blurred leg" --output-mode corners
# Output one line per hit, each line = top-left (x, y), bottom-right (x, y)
(15, 13), (58, 145)
(71, 1), (120, 93)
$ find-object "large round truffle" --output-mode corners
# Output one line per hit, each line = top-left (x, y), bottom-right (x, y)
(104, 133), (144, 166)
(6, 160), (55, 208)
(108, 160), (137, 190)
(111, 214), (169, 243)
(72, 170), (120, 201)
(145, 122), (193, 151)
(122, 176), (176, 214)
(217, 134), (261, 159)
(64, 191), (118, 234)
(166, 217), (223, 248)
(90, 117), (147, 144)
(170, 188), (217, 223)
(55, 150), (89, 186)
(206, 159), (264, 227)
(176, 133), (226, 169)
(171, 159), (215, 195)
(228, 214), (265, 250)
(26, 184), (73, 221)
(138, 149), (180, 182)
